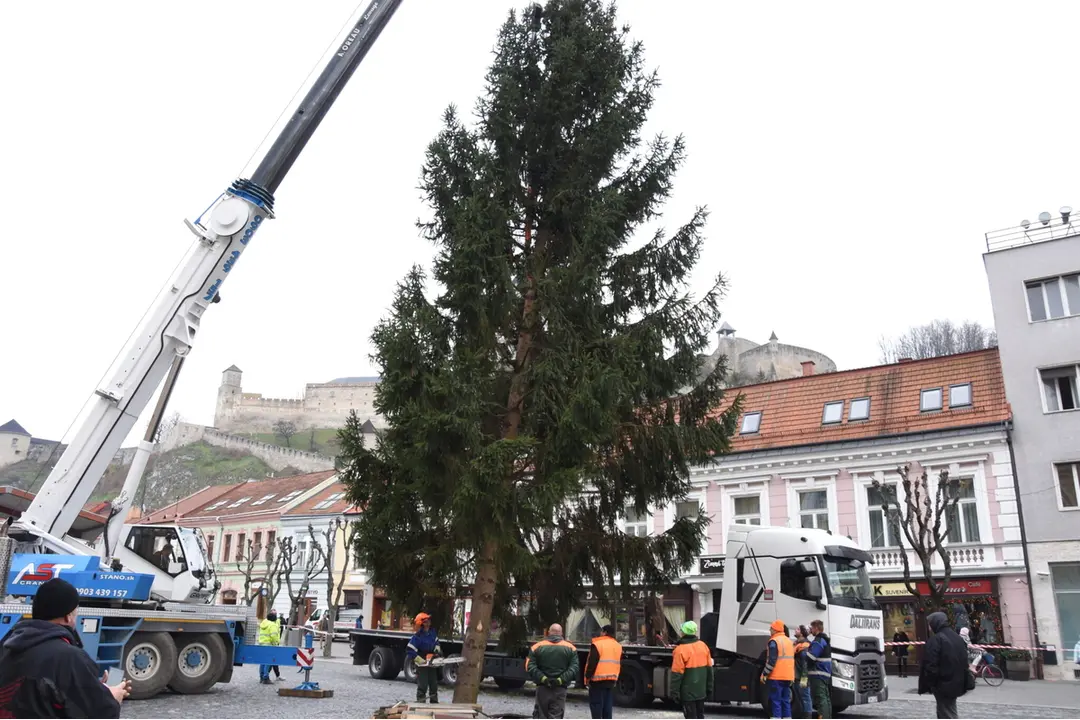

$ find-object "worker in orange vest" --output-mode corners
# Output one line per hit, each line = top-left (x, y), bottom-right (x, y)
(671, 621), (713, 719)
(584, 625), (622, 719)
(761, 619), (795, 720)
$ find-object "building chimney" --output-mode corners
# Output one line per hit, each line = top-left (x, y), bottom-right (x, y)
(801, 361), (816, 376)
(898, 357), (913, 363)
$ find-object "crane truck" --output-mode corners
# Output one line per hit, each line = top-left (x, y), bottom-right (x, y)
(2, 0), (404, 699)
(350, 525), (888, 714)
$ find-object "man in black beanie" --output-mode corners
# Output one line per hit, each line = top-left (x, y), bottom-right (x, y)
(0, 578), (130, 717)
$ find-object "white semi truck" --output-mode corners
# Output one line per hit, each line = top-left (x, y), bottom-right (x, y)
(352, 524), (888, 713)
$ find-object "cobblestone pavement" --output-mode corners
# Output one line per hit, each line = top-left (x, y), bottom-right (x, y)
(119, 659), (1080, 719)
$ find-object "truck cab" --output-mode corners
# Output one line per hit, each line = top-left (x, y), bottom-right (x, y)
(716, 524), (887, 709)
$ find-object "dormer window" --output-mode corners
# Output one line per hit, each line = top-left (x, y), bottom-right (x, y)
(949, 383), (972, 408)
(740, 412), (762, 435)
(849, 397), (870, 421)
(821, 401), (844, 425)
(920, 388), (943, 412)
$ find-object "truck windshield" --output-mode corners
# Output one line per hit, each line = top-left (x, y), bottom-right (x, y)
(823, 556), (878, 609)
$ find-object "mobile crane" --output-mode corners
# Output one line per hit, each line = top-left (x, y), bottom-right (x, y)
(1, 0), (404, 698)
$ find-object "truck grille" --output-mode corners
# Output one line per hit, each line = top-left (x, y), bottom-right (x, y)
(858, 661), (883, 693)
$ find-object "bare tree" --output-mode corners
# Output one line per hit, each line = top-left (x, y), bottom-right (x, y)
(273, 420), (298, 448)
(878, 319), (997, 364)
(872, 465), (968, 612)
(152, 411), (183, 445)
(309, 428), (318, 453)
(278, 526), (329, 629)
(236, 538), (261, 605)
(321, 518), (363, 657)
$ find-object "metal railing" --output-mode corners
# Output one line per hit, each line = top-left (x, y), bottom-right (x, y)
(985, 217), (1080, 253)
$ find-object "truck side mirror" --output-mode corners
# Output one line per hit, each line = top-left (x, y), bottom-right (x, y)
(805, 576), (826, 610)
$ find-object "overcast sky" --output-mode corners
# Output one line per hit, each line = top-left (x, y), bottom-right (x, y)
(2, 0), (1075, 443)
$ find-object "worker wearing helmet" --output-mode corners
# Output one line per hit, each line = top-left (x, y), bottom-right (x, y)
(671, 620), (713, 719)
(762, 619), (795, 720)
(406, 612), (443, 704)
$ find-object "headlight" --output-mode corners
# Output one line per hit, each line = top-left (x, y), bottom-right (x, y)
(834, 661), (855, 679)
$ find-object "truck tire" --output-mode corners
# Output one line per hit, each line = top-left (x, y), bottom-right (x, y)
(123, 632), (178, 700)
(403, 657), (418, 683)
(494, 677), (526, 690)
(614, 661), (650, 708)
(168, 633), (228, 694)
(440, 654), (461, 686)
(369, 646), (400, 680)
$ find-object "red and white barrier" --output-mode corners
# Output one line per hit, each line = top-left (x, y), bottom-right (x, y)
(884, 641), (1043, 652)
(297, 646), (315, 668)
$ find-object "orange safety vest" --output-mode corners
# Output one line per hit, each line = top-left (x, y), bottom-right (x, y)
(672, 638), (713, 673)
(767, 632), (795, 681)
(590, 635), (623, 683)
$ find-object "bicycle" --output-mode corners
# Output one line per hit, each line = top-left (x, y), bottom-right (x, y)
(971, 653), (1005, 687)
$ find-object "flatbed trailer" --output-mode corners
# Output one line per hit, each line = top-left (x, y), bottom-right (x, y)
(350, 624), (765, 711)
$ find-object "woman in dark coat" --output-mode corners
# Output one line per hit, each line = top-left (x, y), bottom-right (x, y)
(892, 626), (911, 678)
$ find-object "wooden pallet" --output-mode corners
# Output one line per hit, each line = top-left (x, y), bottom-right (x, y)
(278, 687), (335, 698)
(373, 702), (482, 719)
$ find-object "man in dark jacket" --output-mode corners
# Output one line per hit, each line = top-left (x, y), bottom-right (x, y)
(526, 624), (579, 719)
(919, 612), (969, 719)
(0, 578), (130, 718)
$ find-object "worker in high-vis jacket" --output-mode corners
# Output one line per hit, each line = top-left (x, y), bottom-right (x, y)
(406, 612), (443, 704)
(761, 619), (795, 720)
(584, 625), (622, 719)
(670, 620), (714, 719)
(257, 610), (282, 685)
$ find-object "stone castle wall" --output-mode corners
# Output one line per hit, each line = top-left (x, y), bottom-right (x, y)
(214, 372), (379, 435)
(160, 422), (334, 473)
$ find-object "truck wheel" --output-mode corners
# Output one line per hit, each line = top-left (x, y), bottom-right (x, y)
(440, 654), (461, 686)
(403, 657), (418, 684)
(614, 662), (649, 707)
(494, 677), (526, 690)
(168, 633), (228, 694)
(123, 632), (178, 700)
(369, 646), (400, 680)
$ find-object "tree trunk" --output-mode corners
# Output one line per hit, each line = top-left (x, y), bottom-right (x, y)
(452, 539), (499, 703)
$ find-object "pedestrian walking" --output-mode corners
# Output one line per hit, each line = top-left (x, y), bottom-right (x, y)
(670, 620), (714, 719)
(918, 612), (970, 719)
(258, 610), (282, 685)
(526, 624), (579, 719)
(792, 626), (813, 719)
(584, 625), (621, 719)
(761, 619), (794, 720)
(892, 626), (911, 678)
(806, 619), (832, 719)
(319, 611), (331, 653)
(406, 612), (443, 704)
(0, 578), (130, 717)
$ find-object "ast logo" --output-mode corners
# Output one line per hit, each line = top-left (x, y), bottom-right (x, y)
(12, 562), (75, 584)
(850, 615), (881, 630)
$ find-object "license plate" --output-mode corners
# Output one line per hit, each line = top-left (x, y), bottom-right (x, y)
(868, 696), (878, 703)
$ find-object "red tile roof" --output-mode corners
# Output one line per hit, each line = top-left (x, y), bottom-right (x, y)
(718, 348), (1009, 453)
(183, 470), (336, 519)
(284, 481), (351, 516)
(138, 484), (235, 524)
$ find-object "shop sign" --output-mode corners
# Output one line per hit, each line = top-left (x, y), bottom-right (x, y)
(699, 556), (725, 576)
(872, 583), (913, 597)
(916, 579), (992, 596)
(585, 588), (656, 602)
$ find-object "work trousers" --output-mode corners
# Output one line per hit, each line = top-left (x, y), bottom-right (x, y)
(809, 676), (832, 719)
(259, 664), (271, 682)
(416, 666), (439, 703)
(896, 655), (909, 678)
(934, 693), (959, 719)
(793, 679), (813, 719)
(536, 685), (567, 719)
(588, 684), (614, 719)
(681, 699), (705, 718)
(767, 679), (792, 719)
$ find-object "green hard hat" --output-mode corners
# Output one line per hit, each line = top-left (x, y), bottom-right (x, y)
(681, 620), (698, 636)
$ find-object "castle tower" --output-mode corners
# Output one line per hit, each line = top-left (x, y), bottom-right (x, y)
(214, 365), (243, 429)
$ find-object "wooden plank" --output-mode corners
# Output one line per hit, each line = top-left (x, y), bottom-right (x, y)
(276, 687), (335, 698)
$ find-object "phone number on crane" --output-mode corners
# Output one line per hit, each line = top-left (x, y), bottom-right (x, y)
(76, 588), (129, 598)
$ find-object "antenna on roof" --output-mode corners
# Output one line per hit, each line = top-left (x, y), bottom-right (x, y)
(1039, 211), (1052, 226)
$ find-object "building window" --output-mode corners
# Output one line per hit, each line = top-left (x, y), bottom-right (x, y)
(949, 383), (972, 408)
(1041, 365), (1079, 412)
(267, 530), (277, 561)
(1056, 462), (1080, 509)
(206, 534), (215, 562)
(624, 506), (649, 537)
(222, 535), (232, 564)
(1027, 273), (1080, 321)
(945, 480), (980, 543)
(733, 495), (762, 525)
(227, 496), (251, 509)
(297, 540), (309, 571)
(313, 492), (345, 510)
(236, 533), (246, 561)
(920, 388), (943, 412)
(676, 499), (701, 521)
(251, 493), (277, 506)
(741, 412), (762, 434)
(1052, 564), (1080, 664)
(867, 484), (900, 548)
(798, 490), (829, 530)
(849, 397), (870, 421)
(253, 531), (262, 558)
(822, 401), (844, 425)
(277, 490), (303, 503)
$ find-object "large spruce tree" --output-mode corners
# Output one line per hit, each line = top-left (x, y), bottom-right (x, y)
(337, 0), (739, 703)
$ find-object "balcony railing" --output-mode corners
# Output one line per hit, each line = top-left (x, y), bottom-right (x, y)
(985, 216), (1080, 253)
(869, 546), (985, 571)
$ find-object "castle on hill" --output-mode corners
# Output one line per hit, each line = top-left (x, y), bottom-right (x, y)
(698, 323), (837, 384)
(214, 366), (383, 435)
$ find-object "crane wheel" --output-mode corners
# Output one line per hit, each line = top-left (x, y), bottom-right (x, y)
(168, 633), (228, 694)
(123, 632), (179, 700)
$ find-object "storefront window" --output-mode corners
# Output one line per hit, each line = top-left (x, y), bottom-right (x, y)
(1052, 564), (1080, 664)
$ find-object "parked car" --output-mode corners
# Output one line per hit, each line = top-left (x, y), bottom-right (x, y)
(306, 606), (363, 641)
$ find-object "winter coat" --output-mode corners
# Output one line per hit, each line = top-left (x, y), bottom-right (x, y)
(919, 612), (969, 700)
(526, 636), (579, 687)
(406, 628), (442, 661)
(893, 632), (910, 657)
(0, 619), (121, 718)
(670, 635), (714, 702)
(258, 618), (281, 646)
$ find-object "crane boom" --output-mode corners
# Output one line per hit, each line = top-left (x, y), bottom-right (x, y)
(13, 0), (403, 549)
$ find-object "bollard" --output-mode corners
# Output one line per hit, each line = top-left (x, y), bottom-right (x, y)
(278, 626), (334, 698)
